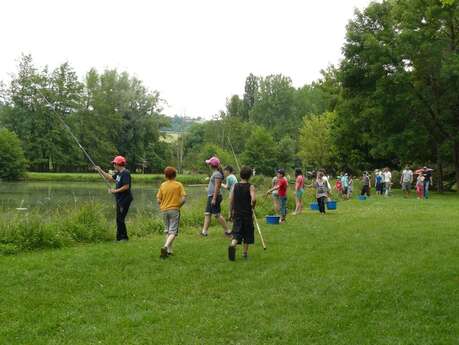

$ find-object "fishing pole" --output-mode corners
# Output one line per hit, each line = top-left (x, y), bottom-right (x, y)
(36, 89), (112, 188)
(226, 135), (267, 250)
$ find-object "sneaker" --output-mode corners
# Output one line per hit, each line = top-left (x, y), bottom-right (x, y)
(228, 245), (236, 261)
(242, 252), (248, 259)
(200, 231), (208, 237)
(160, 247), (168, 259)
(224, 231), (232, 237)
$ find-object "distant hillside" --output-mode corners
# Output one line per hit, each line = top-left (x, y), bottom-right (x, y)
(161, 115), (205, 133)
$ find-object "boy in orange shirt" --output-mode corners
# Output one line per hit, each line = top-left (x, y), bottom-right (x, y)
(157, 167), (187, 258)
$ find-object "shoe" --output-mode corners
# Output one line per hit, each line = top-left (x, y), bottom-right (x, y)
(228, 245), (236, 261)
(167, 251), (174, 257)
(200, 231), (208, 237)
(224, 231), (232, 237)
(242, 252), (248, 259)
(160, 247), (168, 259)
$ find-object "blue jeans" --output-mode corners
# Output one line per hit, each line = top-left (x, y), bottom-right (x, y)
(424, 181), (430, 199)
(279, 196), (287, 218)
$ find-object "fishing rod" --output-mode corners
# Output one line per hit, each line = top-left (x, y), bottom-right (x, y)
(226, 135), (267, 250)
(36, 89), (112, 188)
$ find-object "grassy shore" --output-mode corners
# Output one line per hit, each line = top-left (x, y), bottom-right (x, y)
(0, 191), (457, 344)
(25, 172), (208, 185)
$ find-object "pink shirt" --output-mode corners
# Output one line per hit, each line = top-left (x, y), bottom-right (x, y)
(295, 175), (305, 190)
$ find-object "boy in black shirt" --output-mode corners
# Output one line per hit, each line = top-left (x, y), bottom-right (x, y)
(96, 155), (133, 241)
(228, 166), (256, 261)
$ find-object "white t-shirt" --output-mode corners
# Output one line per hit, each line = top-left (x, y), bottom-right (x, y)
(402, 170), (413, 183)
(322, 176), (332, 191)
(383, 171), (392, 183)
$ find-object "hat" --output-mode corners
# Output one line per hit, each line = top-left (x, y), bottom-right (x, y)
(205, 156), (220, 167)
(111, 155), (126, 166)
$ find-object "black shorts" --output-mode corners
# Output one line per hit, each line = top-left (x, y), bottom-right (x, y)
(205, 195), (223, 215)
(232, 215), (254, 244)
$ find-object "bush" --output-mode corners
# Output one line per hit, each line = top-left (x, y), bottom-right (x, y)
(0, 128), (28, 180)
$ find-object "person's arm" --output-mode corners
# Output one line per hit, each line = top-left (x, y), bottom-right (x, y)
(229, 188), (234, 220)
(266, 184), (280, 195)
(250, 185), (257, 209)
(212, 178), (222, 205)
(95, 166), (115, 183)
(180, 185), (187, 206)
(156, 189), (162, 206)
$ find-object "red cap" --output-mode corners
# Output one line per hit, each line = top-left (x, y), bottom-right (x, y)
(111, 155), (127, 166)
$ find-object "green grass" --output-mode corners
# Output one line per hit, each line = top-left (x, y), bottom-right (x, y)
(25, 172), (207, 185)
(0, 192), (458, 344)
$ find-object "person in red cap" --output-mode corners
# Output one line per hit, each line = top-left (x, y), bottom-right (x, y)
(96, 155), (133, 241)
(200, 156), (231, 237)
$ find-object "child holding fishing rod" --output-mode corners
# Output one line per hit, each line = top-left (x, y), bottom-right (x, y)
(157, 167), (187, 258)
(228, 166), (257, 261)
(200, 156), (231, 237)
(95, 156), (133, 241)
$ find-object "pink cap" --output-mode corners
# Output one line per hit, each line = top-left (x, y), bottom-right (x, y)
(205, 156), (220, 167)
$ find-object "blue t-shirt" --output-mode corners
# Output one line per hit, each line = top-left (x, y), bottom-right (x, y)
(112, 169), (133, 205)
(226, 174), (238, 192)
(376, 175), (383, 184)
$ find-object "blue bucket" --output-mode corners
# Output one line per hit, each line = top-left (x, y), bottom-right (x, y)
(358, 195), (367, 201)
(266, 215), (280, 225)
(310, 202), (319, 211)
(326, 200), (337, 210)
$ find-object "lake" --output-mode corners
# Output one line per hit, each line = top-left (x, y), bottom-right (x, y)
(0, 181), (212, 216)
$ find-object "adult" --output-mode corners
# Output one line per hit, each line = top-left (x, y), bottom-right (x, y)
(400, 166), (414, 198)
(96, 155), (133, 241)
(201, 156), (231, 237)
(361, 171), (371, 197)
(383, 167), (392, 197)
(422, 167), (433, 199)
(319, 169), (333, 201)
(293, 168), (305, 215)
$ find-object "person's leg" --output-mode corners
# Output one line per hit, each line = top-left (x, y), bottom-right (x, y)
(116, 201), (130, 241)
(293, 194), (299, 215)
(424, 181), (430, 199)
(280, 197), (287, 221)
(242, 243), (249, 257)
(201, 214), (211, 235)
(217, 214), (230, 234)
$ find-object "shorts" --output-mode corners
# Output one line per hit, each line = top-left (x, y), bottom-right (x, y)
(295, 189), (304, 199)
(162, 209), (180, 235)
(205, 194), (223, 215)
(232, 215), (254, 244)
(402, 182), (411, 191)
(342, 187), (348, 195)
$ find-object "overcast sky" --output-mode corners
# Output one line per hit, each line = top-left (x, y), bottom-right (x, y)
(1, 0), (373, 118)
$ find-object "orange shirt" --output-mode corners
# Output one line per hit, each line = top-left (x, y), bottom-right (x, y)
(156, 180), (186, 211)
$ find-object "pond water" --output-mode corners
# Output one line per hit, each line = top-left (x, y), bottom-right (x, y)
(0, 181), (211, 216)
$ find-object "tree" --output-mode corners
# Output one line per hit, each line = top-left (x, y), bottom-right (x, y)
(241, 127), (277, 175)
(0, 128), (28, 180)
(297, 112), (336, 170)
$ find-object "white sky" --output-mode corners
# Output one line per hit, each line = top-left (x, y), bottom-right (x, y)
(0, 0), (373, 118)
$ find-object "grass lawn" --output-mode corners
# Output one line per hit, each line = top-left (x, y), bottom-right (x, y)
(0, 192), (457, 345)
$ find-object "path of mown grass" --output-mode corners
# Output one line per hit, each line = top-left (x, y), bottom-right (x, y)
(0, 192), (457, 345)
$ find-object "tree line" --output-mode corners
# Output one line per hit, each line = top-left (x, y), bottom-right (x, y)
(1, 0), (458, 191)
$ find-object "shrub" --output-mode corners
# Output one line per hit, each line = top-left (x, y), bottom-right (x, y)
(0, 128), (28, 180)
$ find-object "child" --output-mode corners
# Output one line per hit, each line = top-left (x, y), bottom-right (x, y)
(361, 171), (371, 197)
(223, 165), (238, 219)
(335, 176), (343, 196)
(201, 156), (231, 237)
(314, 171), (329, 214)
(271, 173), (280, 215)
(416, 174), (425, 199)
(375, 170), (383, 195)
(157, 167), (186, 258)
(228, 166), (256, 261)
(347, 175), (354, 199)
(266, 169), (288, 223)
(293, 168), (305, 215)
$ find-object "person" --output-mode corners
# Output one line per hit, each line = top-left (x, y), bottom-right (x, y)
(361, 171), (371, 197)
(266, 169), (288, 223)
(228, 166), (256, 261)
(270, 173), (280, 215)
(200, 156), (231, 237)
(335, 176), (343, 196)
(341, 173), (349, 199)
(383, 167), (392, 197)
(293, 168), (305, 215)
(400, 166), (414, 198)
(319, 169), (333, 201)
(422, 167), (433, 199)
(375, 170), (383, 195)
(347, 175), (354, 199)
(96, 155), (133, 242)
(222, 165), (238, 219)
(416, 173), (425, 199)
(314, 171), (329, 214)
(157, 167), (186, 258)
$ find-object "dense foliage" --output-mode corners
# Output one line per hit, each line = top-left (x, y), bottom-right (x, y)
(0, 128), (28, 180)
